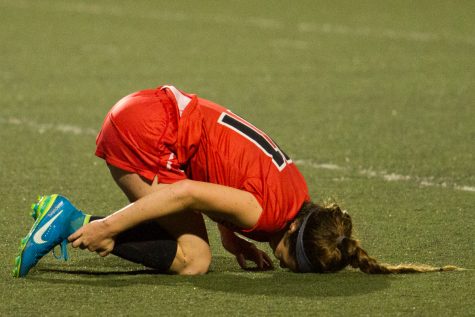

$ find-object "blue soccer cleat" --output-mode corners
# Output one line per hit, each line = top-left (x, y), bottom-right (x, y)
(29, 196), (72, 261)
(13, 195), (90, 278)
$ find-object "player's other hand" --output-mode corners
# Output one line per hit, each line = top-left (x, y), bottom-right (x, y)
(218, 224), (273, 271)
(236, 243), (274, 271)
(68, 220), (116, 257)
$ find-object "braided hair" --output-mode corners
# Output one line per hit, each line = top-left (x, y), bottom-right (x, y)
(288, 201), (459, 273)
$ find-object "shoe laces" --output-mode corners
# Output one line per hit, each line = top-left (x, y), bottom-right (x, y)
(52, 240), (69, 261)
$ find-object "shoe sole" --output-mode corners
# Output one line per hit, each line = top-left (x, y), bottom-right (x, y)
(13, 194), (59, 277)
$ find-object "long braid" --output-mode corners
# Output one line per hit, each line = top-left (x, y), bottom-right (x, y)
(344, 238), (458, 273)
(290, 201), (461, 274)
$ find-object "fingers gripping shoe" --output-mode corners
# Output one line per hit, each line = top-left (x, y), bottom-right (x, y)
(13, 195), (89, 277)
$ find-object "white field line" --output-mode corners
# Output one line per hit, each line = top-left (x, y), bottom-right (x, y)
(294, 159), (475, 193)
(298, 23), (475, 46)
(1, 0), (474, 46)
(0, 117), (475, 192)
(2, 116), (473, 193)
(0, 116), (97, 136)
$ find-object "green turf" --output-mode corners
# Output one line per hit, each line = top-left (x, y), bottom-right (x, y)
(0, 0), (474, 315)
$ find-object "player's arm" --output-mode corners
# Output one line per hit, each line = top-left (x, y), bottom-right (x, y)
(69, 180), (262, 254)
(218, 224), (247, 255)
(218, 224), (273, 270)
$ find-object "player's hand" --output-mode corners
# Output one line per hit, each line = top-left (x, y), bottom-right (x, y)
(235, 243), (274, 271)
(68, 219), (116, 257)
(218, 224), (273, 270)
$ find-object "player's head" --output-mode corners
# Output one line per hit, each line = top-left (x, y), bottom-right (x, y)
(280, 202), (459, 274)
(286, 202), (357, 273)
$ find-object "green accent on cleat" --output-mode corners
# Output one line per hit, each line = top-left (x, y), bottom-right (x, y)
(83, 214), (91, 226)
(30, 195), (54, 221)
(12, 256), (21, 277)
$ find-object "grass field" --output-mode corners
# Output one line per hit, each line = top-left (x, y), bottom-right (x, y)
(0, 0), (474, 315)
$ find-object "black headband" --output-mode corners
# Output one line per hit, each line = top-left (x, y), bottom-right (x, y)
(295, 211), (315, 273)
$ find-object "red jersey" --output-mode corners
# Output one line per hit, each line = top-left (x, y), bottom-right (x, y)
(96, 86), (310, 241)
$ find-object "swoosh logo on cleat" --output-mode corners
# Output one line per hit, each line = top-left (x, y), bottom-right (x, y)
(33, 210), (64, 244)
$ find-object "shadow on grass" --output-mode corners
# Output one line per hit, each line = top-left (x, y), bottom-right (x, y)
(38, 268), (163, 275)
(30, 256), (391, 297)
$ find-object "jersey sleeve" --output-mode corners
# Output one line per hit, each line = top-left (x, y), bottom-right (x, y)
(238, 165), (310, 241)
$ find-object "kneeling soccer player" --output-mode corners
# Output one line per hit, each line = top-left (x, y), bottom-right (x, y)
(14, 85), (458, 277)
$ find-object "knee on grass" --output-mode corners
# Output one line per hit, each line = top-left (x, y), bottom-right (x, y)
(174, 246), (211, 276)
